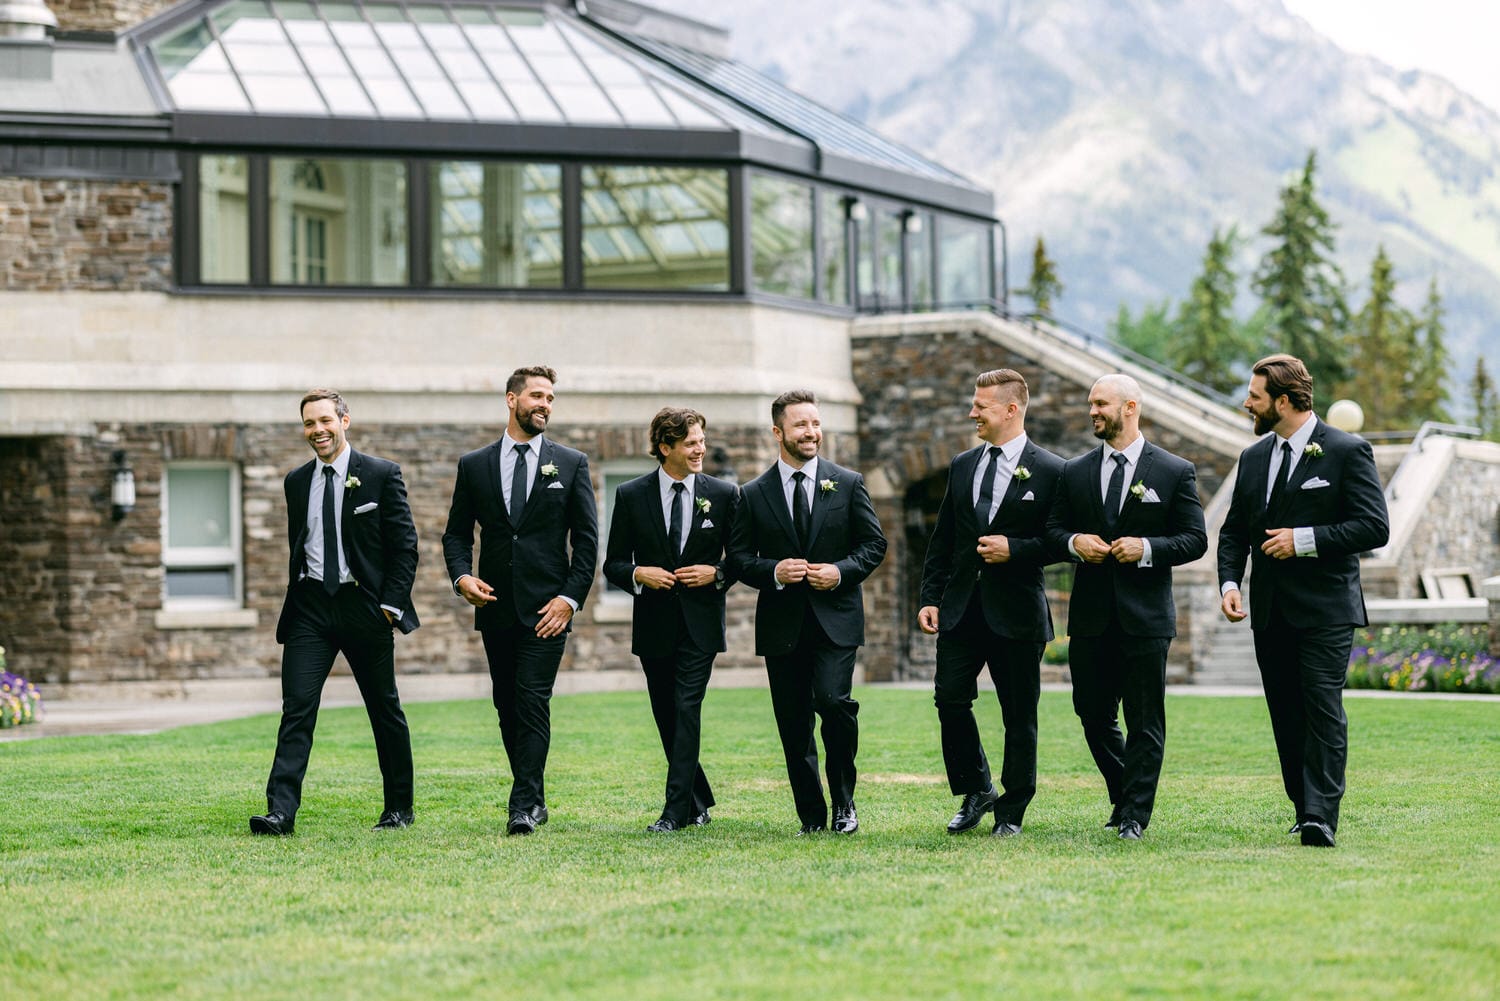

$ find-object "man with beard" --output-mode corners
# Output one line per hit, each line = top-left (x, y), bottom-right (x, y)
(1218, 354), (1388, 848)
(252, 389), (419, 837)
(604, 408), (739, 833)
(728, 390), (887, 835)
(917, 369), (1065, 838)
(1045, 374), (1206, 840)
(442, 366), (599, 835)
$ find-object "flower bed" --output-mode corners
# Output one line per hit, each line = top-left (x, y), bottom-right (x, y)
(1, 645), (45, 727)
(1347, 623), (1500, 694)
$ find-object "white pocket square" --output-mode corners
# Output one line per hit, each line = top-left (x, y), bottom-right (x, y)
(1142, 488), (1162, 503)
(353, 501), (379, 514)
(701, 519), (715, 528)
(547, 481), (565, 489)
(1021, 490), (1036, 501)
(1302, 477), (1331, 489)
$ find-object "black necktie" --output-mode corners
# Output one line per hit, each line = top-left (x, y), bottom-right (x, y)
(321, 465), (339, 595)
(1267, 441), (1292, 513)
(974, 446), (1002, 527)
(792, 470), (812, 552)
(1103, 453), (1127, 534)
(510, 442), (530, 521)
(669, 481), (686, 564)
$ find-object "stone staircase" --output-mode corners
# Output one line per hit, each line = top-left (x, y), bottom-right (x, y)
(1191, 613), (1262, 687)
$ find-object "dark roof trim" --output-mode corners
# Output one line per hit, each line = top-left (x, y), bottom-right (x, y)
(0, 112), (171, 145)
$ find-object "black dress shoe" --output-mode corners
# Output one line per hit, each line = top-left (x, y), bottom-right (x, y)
(506, 811), (537, 836)
(796, 822), (826, 836)
(947, 787), (1000, 834)
(250, 812), (293, 836)
(1288, 820), (1305, 835)
(530, 804), (549, 826)
(646, 817), (680, 833)
(690, 810), (711, 827)
(1105, 805), (1122, 828)
(1299, 820), (1335, 847)
(373, 808), (414, 830)
(1117, 819), (1143, 840)
(992, 821), (1022, 838)
(832, 802), (858, 835)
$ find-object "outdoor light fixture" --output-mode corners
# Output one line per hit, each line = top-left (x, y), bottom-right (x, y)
(846, 198), (868, 222)
(110, 450), (136, 521)
(1327, 399), (1364, 433)
(903, 211), (924, 233)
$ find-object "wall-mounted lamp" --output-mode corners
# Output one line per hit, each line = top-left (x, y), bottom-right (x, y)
(845, 198), (868, 223)
(110, 450), (136, 521)
(710, 446), (738, 484)
(903, 211), (924, 234)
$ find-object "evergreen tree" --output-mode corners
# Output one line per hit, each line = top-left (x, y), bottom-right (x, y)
(1471, 357), (1499, 440)
(1110, 300), (1175, 364)
(1171, 226), (1254, 394)
(1018, 236), (1063, 316)
(1343, 246), (1415, 428)
(1252, 150), (1350, 396)
(1409, 277), (1451, 424)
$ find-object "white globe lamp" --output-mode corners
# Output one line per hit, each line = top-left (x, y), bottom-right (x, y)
(1327, 399), (1364, 433)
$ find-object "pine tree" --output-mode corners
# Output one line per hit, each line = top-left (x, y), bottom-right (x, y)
(1409, 277), (1451, 424)
(1343, 246), (1415, 429)
(1252, 150), (1350, 397)
(1471, 357), (1499, 440)
(1171, 226), (1252, 394)
(1110, 300), (1175, 364)
(1018, 236), (1063, 316)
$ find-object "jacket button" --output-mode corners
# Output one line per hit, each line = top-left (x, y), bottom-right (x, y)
(513, 534), (519, 540)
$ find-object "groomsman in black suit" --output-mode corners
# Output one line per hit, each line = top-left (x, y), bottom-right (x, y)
(604, 408), (740, 833)
(1045, 374), (1206, 840)
(442, 366), (599, 836)
(728, 390), (888, 835)
(917, 369), (1065, 837)
(1218, 354), (1389, 848)
(252, 389), (420, 836)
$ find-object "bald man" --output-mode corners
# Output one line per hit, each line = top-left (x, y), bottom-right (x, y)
(1045, 375), (1206, 840)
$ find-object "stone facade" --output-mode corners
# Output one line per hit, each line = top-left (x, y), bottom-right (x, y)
(44, 0), (180, 34)
(0, 437), (72, 684)
(0, 178), (172, 292)
(1383, 451), (1500, 598)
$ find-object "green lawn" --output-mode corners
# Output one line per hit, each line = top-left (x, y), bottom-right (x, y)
(4, 688), (1498, 1000)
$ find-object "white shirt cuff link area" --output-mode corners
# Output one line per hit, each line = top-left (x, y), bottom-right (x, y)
(1222, 581), (1240, 596)
(1139, 539), (1154, 567)
(1293, 526), (1318, 557)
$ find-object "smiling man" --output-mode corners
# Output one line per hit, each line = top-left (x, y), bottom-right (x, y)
(1217, 354), (1389, 848)
(252, 388), (420, 837)
(727, 390), (887, 836)
(603, 408), (740, 832)
(442, 366), (599, 836)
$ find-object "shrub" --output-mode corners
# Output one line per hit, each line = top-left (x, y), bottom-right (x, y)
(0, 645), (45, 728)
(1347, 623), (1500, 694)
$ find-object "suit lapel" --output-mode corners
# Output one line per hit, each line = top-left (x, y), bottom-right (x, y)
(485, 440), (512, 528)
(647, 471), (674, 558)
(1086, 447), (1108, 528)
(989, 443), (1030, 527)
(806, 462), (836, 545)
(954, 447), (984, 535)
(341, 449), (361, 535)
(289, 460), (315, 555)
(759, 464), (799, 546)
(1273, 420), (1325, 520)
(515, 438), (553, 531)
(1117, 444), (1155, 527)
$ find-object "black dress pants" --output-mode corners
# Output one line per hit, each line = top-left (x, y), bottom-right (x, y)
(266, 580), (413, 820)
(764, 609), (859, 827)
(1253, 604), (1353, 830)
(482, 624), (567, 816)
(640, 615), (716, 824)
(1068, 620), (1170, 828)
(933, 596), (1044, 825)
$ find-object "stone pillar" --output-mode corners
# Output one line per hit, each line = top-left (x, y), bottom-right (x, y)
(1483, 576), (1500, 657)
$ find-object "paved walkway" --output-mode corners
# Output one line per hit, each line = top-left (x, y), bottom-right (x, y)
(4, 673), (1495, 742)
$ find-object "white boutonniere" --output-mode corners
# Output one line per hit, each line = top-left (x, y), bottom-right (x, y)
(820, 478), (837, 494)
(1304, 443), (1324, 459)
(1015, 466), (1031, 481)
(344, 475), (361, 490)
(696, 497), (711, 514)
(1129, 480), (1146, 499)
(540, 463), (559, 478)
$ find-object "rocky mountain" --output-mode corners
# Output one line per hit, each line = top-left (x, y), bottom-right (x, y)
(652, 0), (1500, 412)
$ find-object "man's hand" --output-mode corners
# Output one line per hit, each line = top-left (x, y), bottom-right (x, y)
(917, 605), (940, 634)
(634, 566), (677, 590)
(535, 597), (574, 638)
(976, 534), (1011, 564)
(674, 564), (718, 588)
(805, 563), (840, 590)
(1073, 533), (1112, 564)
(383, 609), (396, 625)
(1110, 536), (1145, 564)
(457, 574), (497, 607)
(1221, 588), (1247, 623)
(775, 558), (809, 585)
(1261, 528), (1296, 560)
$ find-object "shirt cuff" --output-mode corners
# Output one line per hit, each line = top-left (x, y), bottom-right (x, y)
(1293, 526), (1317, 557)
(560, 595), (579, 612)
(1221, 581), (1240, 596)
(452, 574), (469, 597)
(1139, 539), (1154, 568)
(380, 604), (402, 619)
(632, 566), (644, 595)
(1067, 534), (1081, 559)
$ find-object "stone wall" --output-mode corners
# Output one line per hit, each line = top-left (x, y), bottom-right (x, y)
(1386, 453), (1500, 598)
(0, 437), (72, 683)
(0, 179), (172, 292)
(44, 0), (181, 34)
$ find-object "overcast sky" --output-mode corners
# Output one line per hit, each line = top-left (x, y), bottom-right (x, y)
(1282, 0), (1500, 113)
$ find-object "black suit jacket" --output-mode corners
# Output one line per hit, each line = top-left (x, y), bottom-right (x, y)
(1045, 441), (1207, 639)
(919, 440), (1066, 641)
(276, 448), (421, 643)
(602, 471), (740, 657)
(1217, 418), (1389, 629)
(727, 459), (888, 655)
(441, 436), (599, 632)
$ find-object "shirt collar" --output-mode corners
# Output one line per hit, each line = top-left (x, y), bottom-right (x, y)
(1105, 435), (1145, 466)
(658, 467), (694, 496)
(505, 432), (543, 456)
(1279, 415), (1318, 453)
(998, 433), (1027, 463)
(318, 444), (352, 479)
(778, 456), (817, 486)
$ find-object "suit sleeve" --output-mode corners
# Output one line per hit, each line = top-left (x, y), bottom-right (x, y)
(1216, 465), (1252, 588)
(1143, 462), (1208, 567)
(917, 469), (958, 606)
(715, 485), (742, 586)
(1005, 462), (1065, 568)
(1311, 439), (1390, 556)
(832, 474), (888, 588)
(560, 454), (600, 609)
(441, 457), (476, 586)
(727, 487), (778, 590)
(1045, 465), (1083, 563)
(377, 462), (420, 612)
(602, 483), (637, 592)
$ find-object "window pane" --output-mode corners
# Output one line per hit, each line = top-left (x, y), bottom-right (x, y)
(431, 161), (562, 288)
(167, 467), (232, 549)
(269, 158), (408, 285)
(750, 173), (813, 299)
(166, 569), (236, 599)
(909, 212), (935, 309)
(819, 192), (848, 305)
(582, 166), (729, 291)
(938, 216), (991, 306)
(877, 208), (903, 308)
(199, 155), (249, 283)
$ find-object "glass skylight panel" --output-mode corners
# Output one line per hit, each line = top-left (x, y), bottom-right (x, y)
(214, 0), (326, 114)
(328, 14), (422, 118)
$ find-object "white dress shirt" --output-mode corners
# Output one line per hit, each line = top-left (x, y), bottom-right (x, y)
(1222, 417), (1321, 596)
(774, 456), (838, 588)
(971, 433), (1027, 526)
(500, 432), (542, 512)
(304, 444), (352, 588)
(658, 468), (695, 555)
(1071, 433), (1153, 567)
